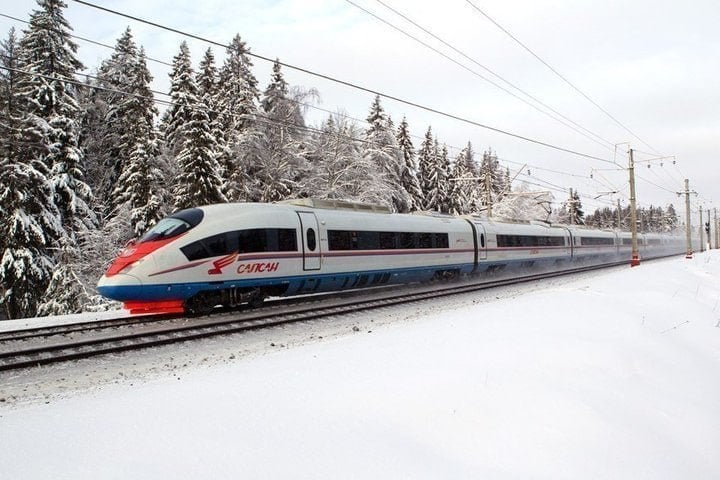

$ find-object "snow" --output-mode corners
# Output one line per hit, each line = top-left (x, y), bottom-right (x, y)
(0, 309), (128, 332)
(1, 253), (719, 479)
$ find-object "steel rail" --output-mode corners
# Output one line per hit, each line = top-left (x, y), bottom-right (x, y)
(0, 256), (673, 371)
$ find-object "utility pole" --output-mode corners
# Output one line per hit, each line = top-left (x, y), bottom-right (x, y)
(708, 209), (712, 249)
(617, 198), (622, 229)
(628, 149), (640, 266)
(715, 208), (718, 250)
(678, 179), (695, 259)
(700, 207), (704, 252)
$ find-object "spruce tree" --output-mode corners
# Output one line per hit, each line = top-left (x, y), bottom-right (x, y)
(363, 95), (410, 212)
(111, 46), (164, 236)
(162, 41), (197, 161)
(0, 23), (64, 316)
(217, 34), (260, 201)
(449, 147), (474, 215)
(396, 117), (422, 211)
(17, 0), (95, 237)
(84, 27), (138, 213)
(0, 28), (21, 163)
(173, 92), (226, 210)
(417, 126), (435, 210)
(435, 141), (451, 213)
(244, 59), (308, 202)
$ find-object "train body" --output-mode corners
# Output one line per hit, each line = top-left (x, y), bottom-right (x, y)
(97, 199), (688, 314)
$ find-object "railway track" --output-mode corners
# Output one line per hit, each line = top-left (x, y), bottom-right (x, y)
(0, 259), (646, 371)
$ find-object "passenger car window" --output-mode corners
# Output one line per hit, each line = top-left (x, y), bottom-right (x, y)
(306, 228), (316, 251)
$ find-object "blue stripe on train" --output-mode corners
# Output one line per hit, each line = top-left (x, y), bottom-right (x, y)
(98, 256), (580, 303)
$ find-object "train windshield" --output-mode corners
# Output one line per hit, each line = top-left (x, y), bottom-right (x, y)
(138, 208), (204, 243)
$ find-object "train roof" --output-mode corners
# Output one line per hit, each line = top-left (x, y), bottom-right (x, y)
(278, 198), (392, 213)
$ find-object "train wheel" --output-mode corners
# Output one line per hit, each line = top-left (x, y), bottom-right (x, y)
(184, 294), (214, 316)
(247, 291), (266, 308)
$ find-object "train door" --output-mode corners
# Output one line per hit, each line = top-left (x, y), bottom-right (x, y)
(475, 222), (487, 260)
(297, 212), (321, 270)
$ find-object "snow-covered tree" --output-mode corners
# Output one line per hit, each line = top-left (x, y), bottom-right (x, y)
(162, 41), (197, 161)
(477, 148), (509, 209)
(663, 204), (679, 231)
(241, 60), (308, 202)
(416, 126), (435, 210)
(449, 146), (477, 215)
(172, 92), (226, 210)
(493, 182), (554, 221)
(302, 112), (386, 203)
(396, 117), (422, 211)
(0, 151), (65, 318)
(82, 27), (139, 212)
(0, 28), (22, 163)
(17, 0), (95, 238)
(217, 34), (260, 201)
(434, 141), (452, 213)
(363, 95), (410, 212)
(110, 46), (164, 236)
(1, 0), (99, 317)
(555, 188), (584, 225)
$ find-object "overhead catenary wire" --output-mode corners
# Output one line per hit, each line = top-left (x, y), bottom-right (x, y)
(464, 0), (664, 157)
(3, 62), (676, 215)
(0, 12), (173, 69)
(2, 62), (619, 215)
(347, 0), (617, 152)
(4, 4), (689, 214)
(66, 0), (618, 165)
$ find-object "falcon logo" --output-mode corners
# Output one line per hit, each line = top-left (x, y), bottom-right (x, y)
(208, 253), (238, 275)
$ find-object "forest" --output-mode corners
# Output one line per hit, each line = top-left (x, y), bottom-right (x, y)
(0, 0), (679, 319)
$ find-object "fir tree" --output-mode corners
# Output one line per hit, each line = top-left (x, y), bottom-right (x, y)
(173, 96), (226, 210)
(416, 126), (435, 210)
(111, 46), (164, 236)
(449, 147), (476, 215)
(396, 117), (422, 211)
(363, 95), (410, 212)
(435, 141), (451, 213)
(217, 34), (260, 201)
(478, 148), (508, 208)
(559, 188), (584, 225)
(84, 27), (138, 213)
(17, 0), (95, 238)
(0, 28), (21, 163)
(244, 59), (307, 202)
(0, 158), (63, 318)
(162, 41), (197, 160)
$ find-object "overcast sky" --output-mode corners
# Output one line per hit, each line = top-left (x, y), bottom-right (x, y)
(3, 0), (719, 219)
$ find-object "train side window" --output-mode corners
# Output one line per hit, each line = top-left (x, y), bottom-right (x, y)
(433, 233), (449, 248)
(203, 232), (230, 256)
(418, 233), (432, 248)
(306, 228), (317, 251)
(358, 231), (380, 250)
(276, 229), (298, 251)
(181, 241), (210, 261)
(379, 232), (397, 249)
(480, 233), (485, 248)
(399, 232), (415, 249)
(328, 230), (351, 250)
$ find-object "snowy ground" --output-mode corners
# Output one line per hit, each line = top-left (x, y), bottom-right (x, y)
(1, 253), (719, 479)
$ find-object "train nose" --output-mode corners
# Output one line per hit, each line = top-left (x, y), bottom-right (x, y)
(96, 273), (143, 301)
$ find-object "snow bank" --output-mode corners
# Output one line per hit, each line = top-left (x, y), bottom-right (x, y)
(1, 253), (719, 479)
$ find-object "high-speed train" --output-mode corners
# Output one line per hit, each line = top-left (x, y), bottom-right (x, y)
(97, 198), (688, 314)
